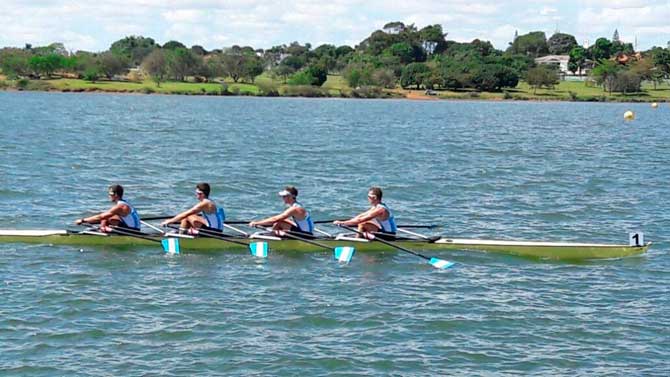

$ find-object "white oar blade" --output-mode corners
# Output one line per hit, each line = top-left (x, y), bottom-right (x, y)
(249, 242), (268, 258)
(429, 257), (454, 269)
(162, 238), (180, 255)
(333, 246), (355, 263)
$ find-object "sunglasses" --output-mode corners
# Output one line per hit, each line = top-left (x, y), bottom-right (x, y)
(368, 195), (377, 199)
(195, 190), (205, 195)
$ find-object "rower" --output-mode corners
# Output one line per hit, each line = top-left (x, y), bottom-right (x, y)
(160, 183), (225, 234)
(249, 186), (314, 236)
(75, 184), (141, 232)
(334, 186), (396, 239)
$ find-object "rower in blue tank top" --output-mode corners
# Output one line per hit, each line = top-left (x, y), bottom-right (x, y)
(75, 184), (141, 232)
(160, 182), (225, 234)
(249, 186), (314, 235)
(334, 186), (396, 238)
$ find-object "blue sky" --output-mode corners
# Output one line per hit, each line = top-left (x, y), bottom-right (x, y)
(1, 0), (669, 52)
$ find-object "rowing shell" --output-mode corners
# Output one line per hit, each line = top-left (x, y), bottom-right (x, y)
(0, 229), (651, 260)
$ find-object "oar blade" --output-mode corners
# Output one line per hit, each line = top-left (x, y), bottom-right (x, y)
(162, 238), (180, 255)
(429, 257), (454, 269)
(249, 241), (269, 258)
(333, 246), (355, 263)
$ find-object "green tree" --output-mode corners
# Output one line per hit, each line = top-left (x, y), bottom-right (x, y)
(613, 70), (641, 94)
(343, 63), (374, 87)
(568, 46), (587, 75)
(588, 38), (613, 60)
(273, 64), (295, 83)
(304, 64), (328, 86)
(508, 31), (549, 57)
(384, 42), (425, 64)
(287, 71), (313, 85)
(110, 36), (157, 66)
(547, 33), (578, 55)
(591, 59), (621, 94)
(525, 65), (559, 93)
(0, 48), (31, 78)
(142, 49), (168, 87)
(163, 40), (187, 50)
(98, 52), (127, 79)
(242, 55), (264, 83)
(191, 45), (207, 56)
(281, 55), (306, 71)
(419, 24), (448, 54)
(472, 64), (519, 91)
(28, 54), (65, 78)
(221, 48), (245, 82)
(83, 66), (101, 82)
(400, 62), (431, 89)
(166, 48), (199, 81)
(650, 47), (670, 77)
(372, 68), (396, 88)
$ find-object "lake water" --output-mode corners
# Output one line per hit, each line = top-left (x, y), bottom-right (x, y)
(0, 92), (668, 376)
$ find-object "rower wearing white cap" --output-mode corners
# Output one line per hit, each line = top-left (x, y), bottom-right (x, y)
(249, 186), (314, 235)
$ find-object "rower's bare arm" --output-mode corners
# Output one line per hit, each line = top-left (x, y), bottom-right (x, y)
(78, 205), (122, 224)
(251, 208), (295, 226)
(355, 207), (386, 223)
(162, 203), (204, 225)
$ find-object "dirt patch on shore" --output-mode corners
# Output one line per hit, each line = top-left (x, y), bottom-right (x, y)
(403, 90), (440, 100)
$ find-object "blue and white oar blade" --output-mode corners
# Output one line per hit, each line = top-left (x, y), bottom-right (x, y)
(333, 246), (355, 263)
(429, 257), (454, 269)
(249, 242), (268, 258)
(162, 238), (180, 254)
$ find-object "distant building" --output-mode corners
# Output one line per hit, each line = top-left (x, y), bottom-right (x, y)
(383, 22), (405, 34)
(534, 55), (570, 74)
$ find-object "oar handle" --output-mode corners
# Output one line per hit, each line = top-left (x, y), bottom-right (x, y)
(140, 215), (174, 221)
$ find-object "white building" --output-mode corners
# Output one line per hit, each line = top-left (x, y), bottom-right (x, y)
(534, 55), (570, 74)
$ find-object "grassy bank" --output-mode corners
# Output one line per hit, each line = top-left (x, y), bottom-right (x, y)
(433, 80), (670, 102)
(1, 75), (669, 102)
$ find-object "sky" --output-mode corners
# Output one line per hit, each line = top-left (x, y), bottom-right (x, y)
(1, 0), (669, 52)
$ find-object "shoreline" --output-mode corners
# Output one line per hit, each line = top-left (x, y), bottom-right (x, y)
(1, 82), (669, 104)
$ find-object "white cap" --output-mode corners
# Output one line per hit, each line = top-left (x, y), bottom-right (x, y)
(278, 190), (292, 197)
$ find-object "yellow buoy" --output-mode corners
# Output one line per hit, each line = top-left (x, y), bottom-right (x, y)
(624, 110), (635, 121)
(651, 102), (658, 108)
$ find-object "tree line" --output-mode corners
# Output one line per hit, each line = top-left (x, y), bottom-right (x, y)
(1, 22), (670, 94)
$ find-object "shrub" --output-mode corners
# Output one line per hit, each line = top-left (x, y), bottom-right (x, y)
(287, 70), (315, 86)
(281, 85), (327, 97)
(503, 90), (512, 99)
(568, 91), (578, 100)
(16, 78), (29, 89)
(142, 87), (155, 94)
(257, 82), (279, 96)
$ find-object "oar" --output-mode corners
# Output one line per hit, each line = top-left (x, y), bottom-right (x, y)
(313, 219), (440, 229)
(79, 223), (180, 254)
(143, 215), (276, 226)
(256, 226), (355, 263)
(166, 225), (269, 258)
(337, 225), (453, 269)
